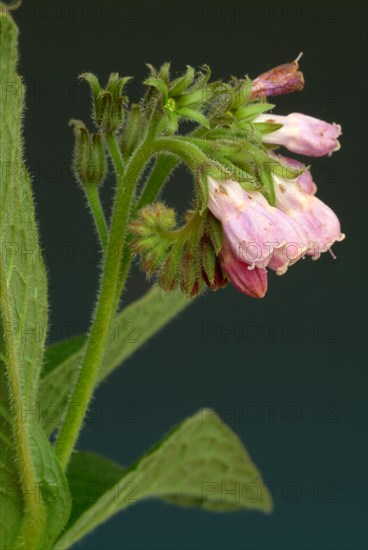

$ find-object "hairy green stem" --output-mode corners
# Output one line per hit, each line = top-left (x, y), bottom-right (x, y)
(55, 132), (156, 469)
(84, 184), (109, 252)
(54, 126), (208, 468)
(137, 125), (210, 211)
(153, 136), (209, 169)
(137, 153), (178, 210)
(115, 242), (132, 310)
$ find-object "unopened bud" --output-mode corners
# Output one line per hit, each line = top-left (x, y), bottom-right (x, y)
(80, 72), (131, 134)
(70, 120), (107, 186)
(250, 56), (304, 99)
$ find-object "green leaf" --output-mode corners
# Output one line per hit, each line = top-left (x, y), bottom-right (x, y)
(143, 77), (169, 104)
(39, 287), (191, 435)
(271, 160), (306, 182)
(252, 122), (283, 135)
(28, 425), (71, 548)
(158, 239), (183, 291)
(0, 12), (47, 413)
(159, 62), (170, 85)
(55, 410), (272, 549)
(65, 451), (124, 531)
(0, 11), (70, 548)
(195, 168), (210, 214)
(42, 334), (86, 378)
(190, 64), (211, 91)
(165, 109), (178, 134)
(38, 335), (87, 436)
(106, 73), (132, 101)
(206, 212), (224, 255)
(201, 237), (217, 285)
(120, 103), (142, 159)
(176, 107), (210, 128)
(79, 72), (101, 103)
(169, 65), (195, 96)
(235, 103), (275, 121)
(257, 162), (276, 206)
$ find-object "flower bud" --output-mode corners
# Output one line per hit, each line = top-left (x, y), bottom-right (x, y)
(250, 58), (304, 98)
(255, 113), (342, 157)
(221, 241), (267, 298)
(70, 120), (107, 187)
(80, 72), (131, 134)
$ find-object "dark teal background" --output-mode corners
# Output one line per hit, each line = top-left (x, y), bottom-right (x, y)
(14, 1), (367, 548)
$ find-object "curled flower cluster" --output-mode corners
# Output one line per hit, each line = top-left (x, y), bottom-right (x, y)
(201, 58), (345, 298)
(208, 127), (344, 297)
(130, 58), (345, 299)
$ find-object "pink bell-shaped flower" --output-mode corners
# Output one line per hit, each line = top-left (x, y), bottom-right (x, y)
(207, 177), (309, 273)
(255, 113), (341, 157)
(273, 173), (345, 259)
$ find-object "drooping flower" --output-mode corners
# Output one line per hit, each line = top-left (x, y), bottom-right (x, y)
(220, 240), (268, 298)
(255, 113), (342, 157)
(272, 170), (345, 259)
(249, 192), (310, 275)
(208, 177), (282, 269)
(207, 177), (309, 273)
(250, 56), (304, 99)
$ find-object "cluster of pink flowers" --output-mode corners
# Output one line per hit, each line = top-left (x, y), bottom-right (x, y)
(208, 60), (344, 298)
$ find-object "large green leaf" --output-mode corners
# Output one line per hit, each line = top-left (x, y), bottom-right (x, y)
(39, 287), (191, 435)
(42, 333), (86, 378)
(0, 8), (47, 411)
(55, 409), (272, 549)
(64, 451), (125, 530)
(0, 9), (70, 548)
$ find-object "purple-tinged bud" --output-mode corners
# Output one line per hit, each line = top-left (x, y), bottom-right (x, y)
(250, 57), (304, 98)
(255, 113), (342, 157)
(221, 241), (267, 298)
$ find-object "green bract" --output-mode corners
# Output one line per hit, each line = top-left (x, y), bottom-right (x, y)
(144, 63), (215, 134)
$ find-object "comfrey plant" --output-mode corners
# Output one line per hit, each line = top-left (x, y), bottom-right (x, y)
(0, 5), (344, 549)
